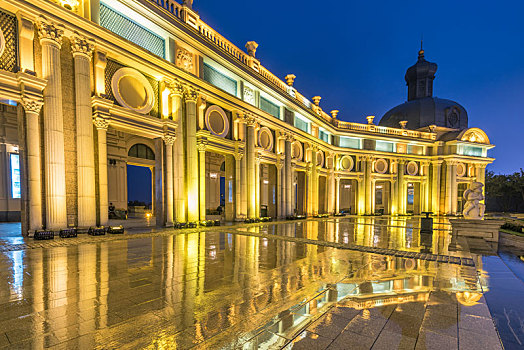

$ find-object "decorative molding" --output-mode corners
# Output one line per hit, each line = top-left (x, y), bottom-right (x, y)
(197, 141), (207, 152)
(70, 34), (95, 58)
(37, 17), (64, 46)
(169, 81), (184, 97)
(184, 86), (198, 102)
(175, 48), (194, 72)
(163, 134), (176, 146)
(93, 117), (109, 130)
(21, 97), (43, 114)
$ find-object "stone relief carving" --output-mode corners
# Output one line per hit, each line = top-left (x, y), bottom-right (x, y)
(176, 48), (194, 72)
(243, 86), (255, 105)
(463, 182), (485, 220)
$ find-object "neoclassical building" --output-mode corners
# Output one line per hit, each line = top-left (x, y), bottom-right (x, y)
(0, 0), (493, 233)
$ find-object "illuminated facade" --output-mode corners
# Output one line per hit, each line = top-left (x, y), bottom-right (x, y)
(0, 0), (493, 233)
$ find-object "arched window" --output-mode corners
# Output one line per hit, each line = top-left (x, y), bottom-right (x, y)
(128, 143), (155, 160)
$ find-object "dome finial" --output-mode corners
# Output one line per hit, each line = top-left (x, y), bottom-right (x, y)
(418, 35), (424, 59)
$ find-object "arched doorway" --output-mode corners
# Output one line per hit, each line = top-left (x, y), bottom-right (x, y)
(126, 143), (155, 219)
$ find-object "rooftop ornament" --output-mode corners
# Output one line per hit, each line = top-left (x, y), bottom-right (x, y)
(330, 110), (339, 119)
(399, 120), (408, 129)
(245, 41), (258, 58)
(312, 96), (321, 106)
(182, 0), (193, 9)
(366, 116), (375, 125)
(285, 74), (296, 87)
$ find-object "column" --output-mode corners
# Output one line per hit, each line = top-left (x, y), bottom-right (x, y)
(327, 169), (335, 214)
(475, 164), (486, 199)
(311, 147), (318, 216)
(72, 35), (96, 227)
(94, 117), (109, 226)
(170, 83), (186, 223)
(246, 117), (257, 218)
(255, 155), (261, 218)
(184, 87), (199, 222)
(225, 155), (235, 221)
(164, 135), (175, 226)
(198, 142), (206, 222)
(445, 160), (457, 215)
(284, 135), (293, 217)
(306, 163), (313, 216)
(335, 176), (340, 214)
(38, 19), (67, 230)
(276, 159), (283, 218)
(431, 161), (442, 215)
(398, 160), (406, 215)
(450, 161), (458, 215)
(21, 97), (44, 231)
(234, 152), (243, 220)
(390, 160), (397, 214)
(421, 162), (430, 212)
(364, 156), (373, 215)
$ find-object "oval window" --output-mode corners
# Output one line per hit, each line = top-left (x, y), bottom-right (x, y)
(375, 158), (388, 174)
(112, 68), (155, 114)
(258, 127), (274, 151)
(340, 156), (354, 171)
(205, 105), (229, 137)
(406, 161), (418, 176)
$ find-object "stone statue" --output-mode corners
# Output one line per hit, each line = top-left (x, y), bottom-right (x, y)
(462, 182), (485, 220)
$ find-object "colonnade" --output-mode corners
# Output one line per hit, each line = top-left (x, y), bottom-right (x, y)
(17, 18), (490, 233)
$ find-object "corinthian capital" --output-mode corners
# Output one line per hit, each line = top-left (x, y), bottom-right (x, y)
(184, 86), (198, 102)
(197, 141), (207, 152)
(169, 82), (184, 97)
(21, 96), (43, 114)
(71, 34), (95, 58)
(37, 17), (64, 46)
(163, 134), (176, 146)
(93, 116), (109, 130)
(245, 115), (258, 127)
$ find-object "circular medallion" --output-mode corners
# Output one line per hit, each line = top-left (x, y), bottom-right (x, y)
(375, 158), (388, 174)
(406, 161), (419, 176)
(111, 68), (155, 114)
(205, 105), (229, 137)
(257, 127), (273, 151)
(339, 155), (354, 172)
(457, 162), (466, 177)
(316, 150), (324, 167)
(291, 141), (303, 161)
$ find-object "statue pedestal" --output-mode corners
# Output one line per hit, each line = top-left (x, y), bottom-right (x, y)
(449, 219), (503, 243)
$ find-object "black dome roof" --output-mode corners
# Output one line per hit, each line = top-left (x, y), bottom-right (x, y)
(378, 49), (468, 130)
(379, 97), (468, 130)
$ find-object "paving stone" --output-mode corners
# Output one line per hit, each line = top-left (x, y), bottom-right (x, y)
(421, 310), (458, 338)
(306, 313), (350, 340)
(327, 330), (375, 350)
(343, 313), (387, 339)
(371, 329), (416, 350)
(384, 312), (424, 338)
(288, 330), (333, 350)
(458, 328), (503, 350)
(415, 329), (458, 350)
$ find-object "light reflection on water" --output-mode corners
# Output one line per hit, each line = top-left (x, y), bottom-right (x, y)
(0, 218), (485, 348)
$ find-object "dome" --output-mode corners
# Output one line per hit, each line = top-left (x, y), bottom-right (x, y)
(379, 97), (468, 130)
(378, 48), (469, 131)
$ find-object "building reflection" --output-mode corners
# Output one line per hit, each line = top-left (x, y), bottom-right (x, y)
(0, 218), (486, 348)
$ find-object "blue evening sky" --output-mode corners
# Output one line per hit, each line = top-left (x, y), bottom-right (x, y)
(195, 0), (524, 174)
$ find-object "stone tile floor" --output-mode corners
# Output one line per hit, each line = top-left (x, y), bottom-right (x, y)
(0, 217), (521, 349)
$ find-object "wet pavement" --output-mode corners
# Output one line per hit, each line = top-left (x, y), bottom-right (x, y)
(0, 217), (522, 349)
